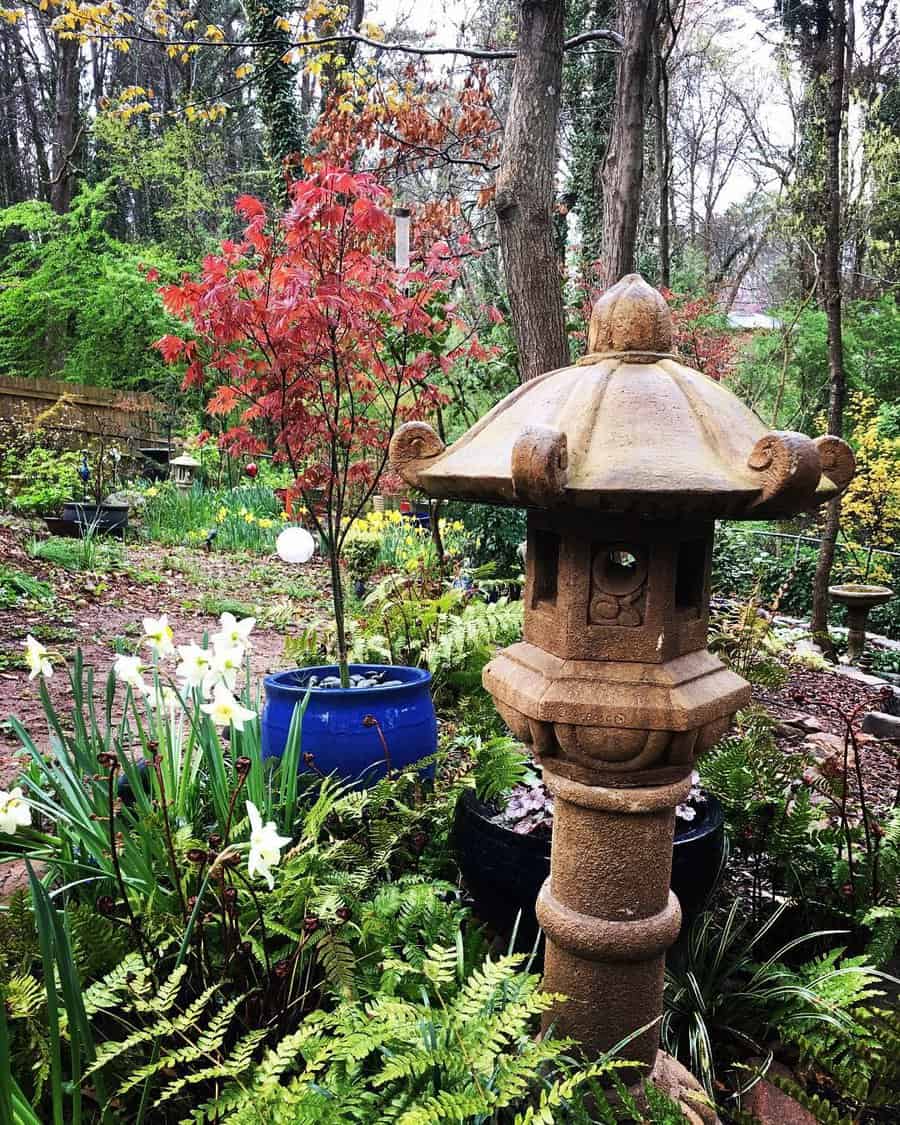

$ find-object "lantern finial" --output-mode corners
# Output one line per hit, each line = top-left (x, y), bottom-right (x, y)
(587, 273), (673, 357)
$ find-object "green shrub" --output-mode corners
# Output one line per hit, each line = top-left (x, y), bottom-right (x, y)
(0, 188), (181, 392)
(2, 447), (80, 515)
(343, 532), (380, 582)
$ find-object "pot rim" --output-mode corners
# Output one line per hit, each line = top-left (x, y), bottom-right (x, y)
(264, 663), (432, 696)
(459, 787), (724, 846)
(63, 500), (130, 511)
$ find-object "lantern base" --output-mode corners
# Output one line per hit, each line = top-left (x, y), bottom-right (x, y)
(646, 1052), (718, 1124)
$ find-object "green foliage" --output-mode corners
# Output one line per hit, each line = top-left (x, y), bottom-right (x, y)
(663, 900), (885, 1097)
(0, 565), (53, 609)
(700, 711), (818, 892)
(712, 524), (900, 640)
(468, 735), (531, 802)
(731, 297), (900, 433)
(702, 711), (900, 962)
(93, 115), (240, 259)
(141, 481), (283, 552)
(774, 994), (900, 1120)
(343, 532), (381, 583)
(27, 532), (124, 574)
(350, 574), (523, 700)
(184, 949), (635, 1125)
(1, 445), (81, 515)
(451, 502), (525, 577)
(708, 598), (788, 687)
(0, 186), (182, 392)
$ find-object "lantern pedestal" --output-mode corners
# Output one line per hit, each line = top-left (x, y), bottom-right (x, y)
(536, 769), (689, 1067)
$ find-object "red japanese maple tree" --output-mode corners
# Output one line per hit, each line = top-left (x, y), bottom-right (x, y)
(156, 168), (460, 682)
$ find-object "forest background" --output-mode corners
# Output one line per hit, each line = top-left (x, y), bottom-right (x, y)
(0, 0), (898, 632)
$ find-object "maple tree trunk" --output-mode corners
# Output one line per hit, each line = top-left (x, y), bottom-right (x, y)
(495, 0), (569, 384)
(810, 0), (849, 652)
(49, 35), (80, 214)
(599, 0), (658, 288)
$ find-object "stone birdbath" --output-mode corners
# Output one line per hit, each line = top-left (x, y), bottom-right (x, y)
(829, 583), (894, 665)
(389, 274), (855, 1115)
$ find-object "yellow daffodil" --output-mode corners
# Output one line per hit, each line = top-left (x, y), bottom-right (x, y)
(24, 635), (52, 680)
(200, 684), (256, 730)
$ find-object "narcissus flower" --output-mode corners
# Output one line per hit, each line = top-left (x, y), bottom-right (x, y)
(200, 684), (256, 730)
(212, 612), (255, 651)
(143, 615), (175, 657)
(0, 787), (31, 835)
(24, 635), (52, 680)
(246, 800), (291, 889)
(113, 654), (147, 692)
(203, 645), (244, 695)
(145, 683), (180, 715)
(176, 643), (214, 689)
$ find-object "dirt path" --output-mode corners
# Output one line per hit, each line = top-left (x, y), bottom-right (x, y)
(0, 522), (333, 788)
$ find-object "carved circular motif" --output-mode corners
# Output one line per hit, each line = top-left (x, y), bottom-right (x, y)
(592, 546), (648, 597)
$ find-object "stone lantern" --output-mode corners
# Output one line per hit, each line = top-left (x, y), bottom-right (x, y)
(169, 452), (201, 491)
(389, 275), (854, 1107)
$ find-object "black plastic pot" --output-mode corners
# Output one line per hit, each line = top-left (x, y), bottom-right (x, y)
(61, 501), (129, 537)
(452, 789), (725, 951)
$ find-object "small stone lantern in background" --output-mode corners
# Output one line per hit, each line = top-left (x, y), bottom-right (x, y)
(169, 452), (201, 491)
(390, 275), (855, 1110)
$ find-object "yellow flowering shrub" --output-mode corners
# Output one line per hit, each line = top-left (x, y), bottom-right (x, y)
(841, 396), (900, 552)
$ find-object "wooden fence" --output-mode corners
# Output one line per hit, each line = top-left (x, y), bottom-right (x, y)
(0, 375), (167, 445)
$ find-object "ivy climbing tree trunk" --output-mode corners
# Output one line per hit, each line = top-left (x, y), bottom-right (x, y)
(810, 0), (851, 652)
(495, 0), (569, 384)
(599, 0), (658, 288)
(246, 0), (305, 174)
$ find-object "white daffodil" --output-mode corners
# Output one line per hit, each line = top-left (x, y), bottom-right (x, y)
(212, 612), (255, 652)
(202, 645), (244, 696)
(24, 635), (52, 680)
(143, 614), (175, 657)
(245, 800), (291, 890)
(0, 787), (32, 835)
(199, 684), (256, 731)
(175, 643), (214, 690)
(113, 654), (147, 692)
(145, 682), (180, 715)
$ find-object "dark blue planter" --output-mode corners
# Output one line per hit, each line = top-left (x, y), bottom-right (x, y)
(260, 664), (437, 782)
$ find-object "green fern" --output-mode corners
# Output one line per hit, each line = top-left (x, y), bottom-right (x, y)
(186, 945), (650, 1125)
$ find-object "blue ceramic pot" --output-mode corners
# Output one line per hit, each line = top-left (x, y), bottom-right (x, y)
(260, 664), (437, 781)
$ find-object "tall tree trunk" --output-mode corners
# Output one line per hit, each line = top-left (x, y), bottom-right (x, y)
(246, 0), (304, 176)
(49, 35), (80, 214)
(495, 0), (569, 383)
(810, 0), (849, 652)
(599, 0), (658, 288)
(651, 27), (670, 288)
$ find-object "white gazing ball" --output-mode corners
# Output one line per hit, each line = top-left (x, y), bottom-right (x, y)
(276, 526), (315, 564)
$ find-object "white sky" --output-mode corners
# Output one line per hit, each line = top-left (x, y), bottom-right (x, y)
(367, 0), (799, 214)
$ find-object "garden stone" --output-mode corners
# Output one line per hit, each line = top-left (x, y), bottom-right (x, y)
(104, 489), (147, 511)
(797, 715), (824, 733)
(860, 710), (900, 740)
(802, 731), (846, 758)
(742, 1071), (816, 1125)
(389, 272), (855, 1105)
(880, 685), (900, 715)
(775, 721), (805, 740)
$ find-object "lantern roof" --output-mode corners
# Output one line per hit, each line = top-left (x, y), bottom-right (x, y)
(169, 453), (201, 468)
(389, 274), (854, 519)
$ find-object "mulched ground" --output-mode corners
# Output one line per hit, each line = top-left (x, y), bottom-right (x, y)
(756, 664), (898, 818)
